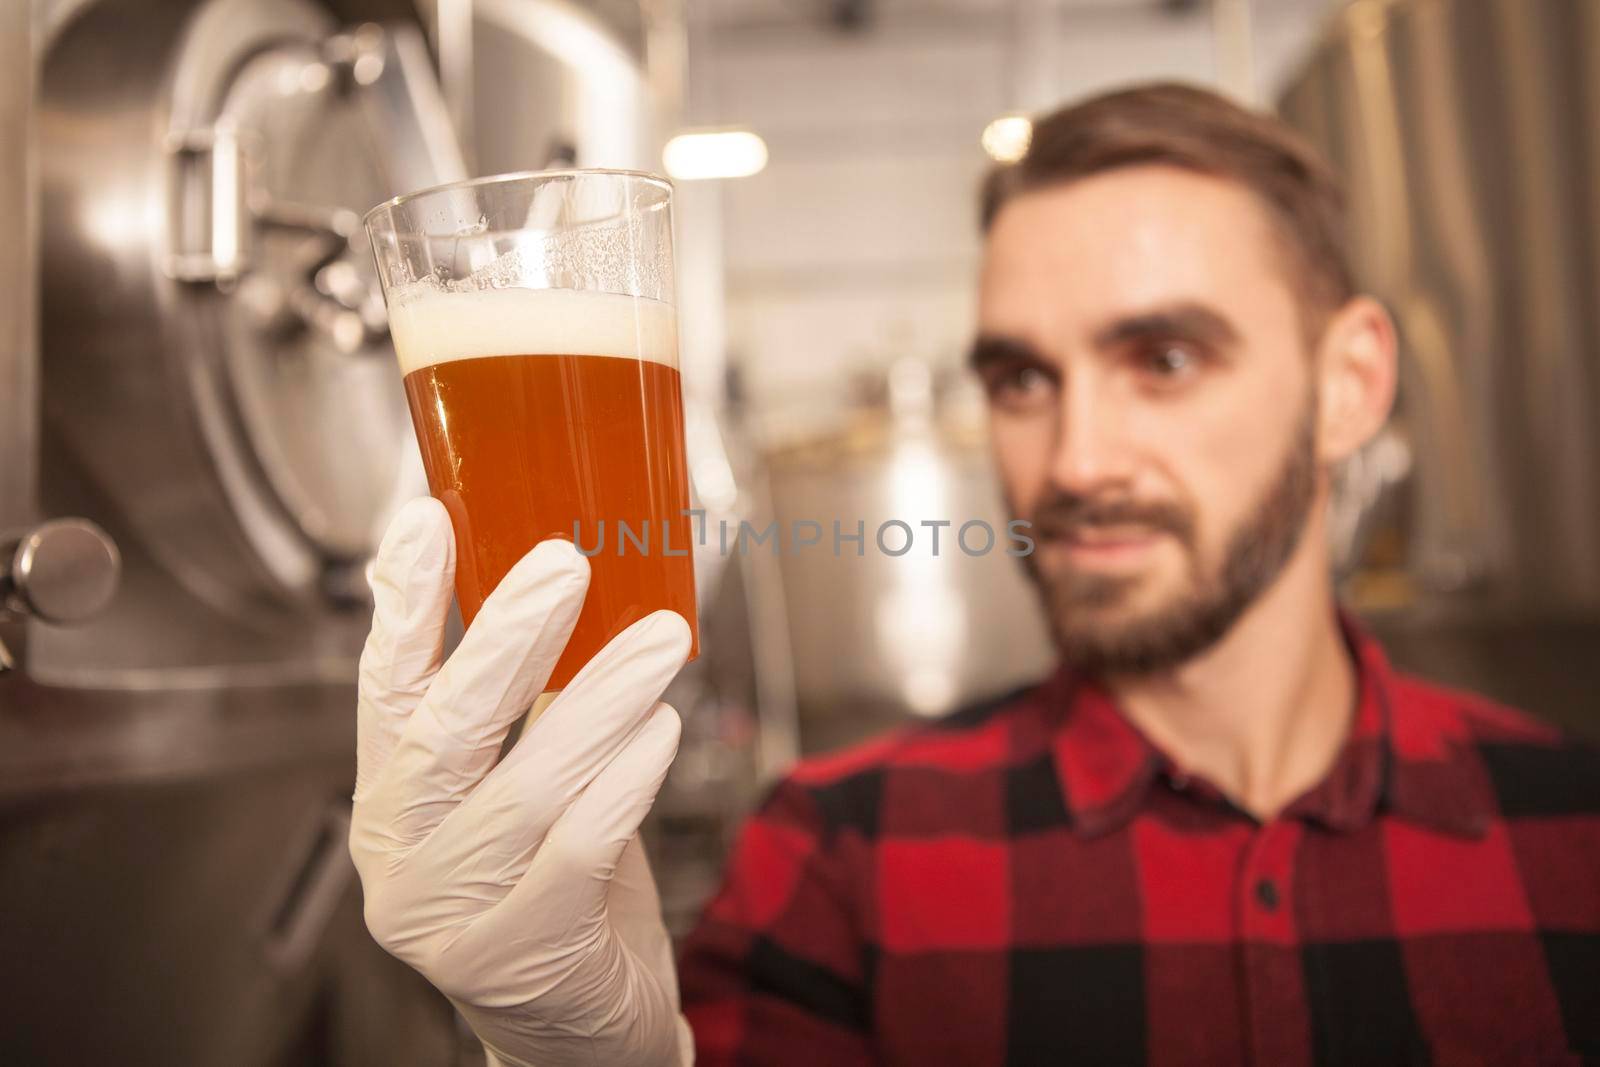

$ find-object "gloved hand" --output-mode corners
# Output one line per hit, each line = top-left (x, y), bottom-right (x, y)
(349, 496), (695, 1067)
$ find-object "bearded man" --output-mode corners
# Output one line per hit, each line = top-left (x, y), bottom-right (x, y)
(350, 84), (1600, 1066)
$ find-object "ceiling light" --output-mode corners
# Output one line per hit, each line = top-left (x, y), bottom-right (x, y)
(663, 130), (769, 181)
(982, 115), (1032, 163)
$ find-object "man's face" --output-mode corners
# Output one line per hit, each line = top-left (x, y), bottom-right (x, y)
(975, 166), (1323, 676)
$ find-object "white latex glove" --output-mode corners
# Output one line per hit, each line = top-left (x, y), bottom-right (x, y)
(350, 496), (696, 1067)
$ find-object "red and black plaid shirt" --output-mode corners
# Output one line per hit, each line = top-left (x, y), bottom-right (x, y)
(678, 618), (1600, 1065)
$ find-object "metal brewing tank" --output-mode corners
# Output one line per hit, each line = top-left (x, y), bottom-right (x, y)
(0, 0), (685, 1062)
(754, 360), (1057, 754)
(1280, 0), (1600, 737)
(2, 2), (469, 1061)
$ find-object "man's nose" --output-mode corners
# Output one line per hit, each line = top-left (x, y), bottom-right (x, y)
(1049, 379), (1134, 496)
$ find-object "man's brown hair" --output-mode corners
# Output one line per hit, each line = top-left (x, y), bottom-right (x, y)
(980, 82), (1355, 331)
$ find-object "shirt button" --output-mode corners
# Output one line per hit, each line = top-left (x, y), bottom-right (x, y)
(1255, 878), (1280, 912)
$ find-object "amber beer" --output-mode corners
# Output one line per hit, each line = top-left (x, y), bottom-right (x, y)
(388, 286), (698, 690)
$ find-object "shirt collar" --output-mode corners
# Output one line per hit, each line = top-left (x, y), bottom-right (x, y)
(1034, 612), (1493, 839)
(1338, 619), (1492, 838)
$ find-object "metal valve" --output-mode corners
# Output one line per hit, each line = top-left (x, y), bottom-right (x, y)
(1, 518), (121, 628)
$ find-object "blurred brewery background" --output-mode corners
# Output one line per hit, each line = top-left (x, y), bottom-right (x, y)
(3, 0), (1599, 1062)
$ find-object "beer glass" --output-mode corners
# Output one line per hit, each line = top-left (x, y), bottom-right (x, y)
(365, 170), (698, 690)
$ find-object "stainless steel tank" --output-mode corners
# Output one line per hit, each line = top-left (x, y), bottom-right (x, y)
(4, 1), (469, 1061)
(0, 0), (691, 1061)
(1280, 0), (1600, 737)
(34, 0), (465, 688)
(754, 360), (1057, 754)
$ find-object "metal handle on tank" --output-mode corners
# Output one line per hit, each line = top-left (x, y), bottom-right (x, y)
(0, 518), (122, 669)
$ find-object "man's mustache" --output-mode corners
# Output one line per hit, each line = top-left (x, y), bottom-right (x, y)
(1029, 491), (1196, 547)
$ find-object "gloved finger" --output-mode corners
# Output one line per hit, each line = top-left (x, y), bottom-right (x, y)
(412, 612), (690, 895)
(370, 538), (590, 849)
(476, 704), (682, 970)
(609, 836), (681, 1014)
(355, 496), (456, 802)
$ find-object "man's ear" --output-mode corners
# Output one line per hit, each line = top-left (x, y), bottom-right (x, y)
(1315, 296), (1398, 465)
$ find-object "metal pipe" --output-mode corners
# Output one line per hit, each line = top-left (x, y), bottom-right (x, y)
(0, 0), (36, 672)
(0, 0), (36, 537)
(417, 0), (476, 172)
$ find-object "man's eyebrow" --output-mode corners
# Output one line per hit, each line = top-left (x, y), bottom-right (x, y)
(968, 334), (1050, 370)
(1090, 303), (1241, 350)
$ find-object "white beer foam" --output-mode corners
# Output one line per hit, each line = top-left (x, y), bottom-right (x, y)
(387, 287), (679, 377)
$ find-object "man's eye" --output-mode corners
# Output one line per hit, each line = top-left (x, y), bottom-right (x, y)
(986, 364), (1055, 410)
(1141, 342), (1201, 380)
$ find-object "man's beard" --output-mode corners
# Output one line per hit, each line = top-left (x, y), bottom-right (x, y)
(1018, 401), (1319, 678)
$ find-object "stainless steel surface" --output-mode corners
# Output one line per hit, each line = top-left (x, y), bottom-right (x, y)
(30, 0), (468, 687)
(341, 20), (471, 203)
(1279, 0), (1600, 738)
(2, 1), (479, 1062)
(1282, 0), (1600, 615)
(0, 674), (356, 800)
(262, 799), (358, 976)
(2, 517), (121, 625)
(46, 0), (409, 601)
(471, 0), (654, 171)
(0, 761), (459, 1066)
(418, 0), (479, 167)
(1, 0), (36, 536)
(0, 0), (37, 674)
(759, 370), (1056, 753)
